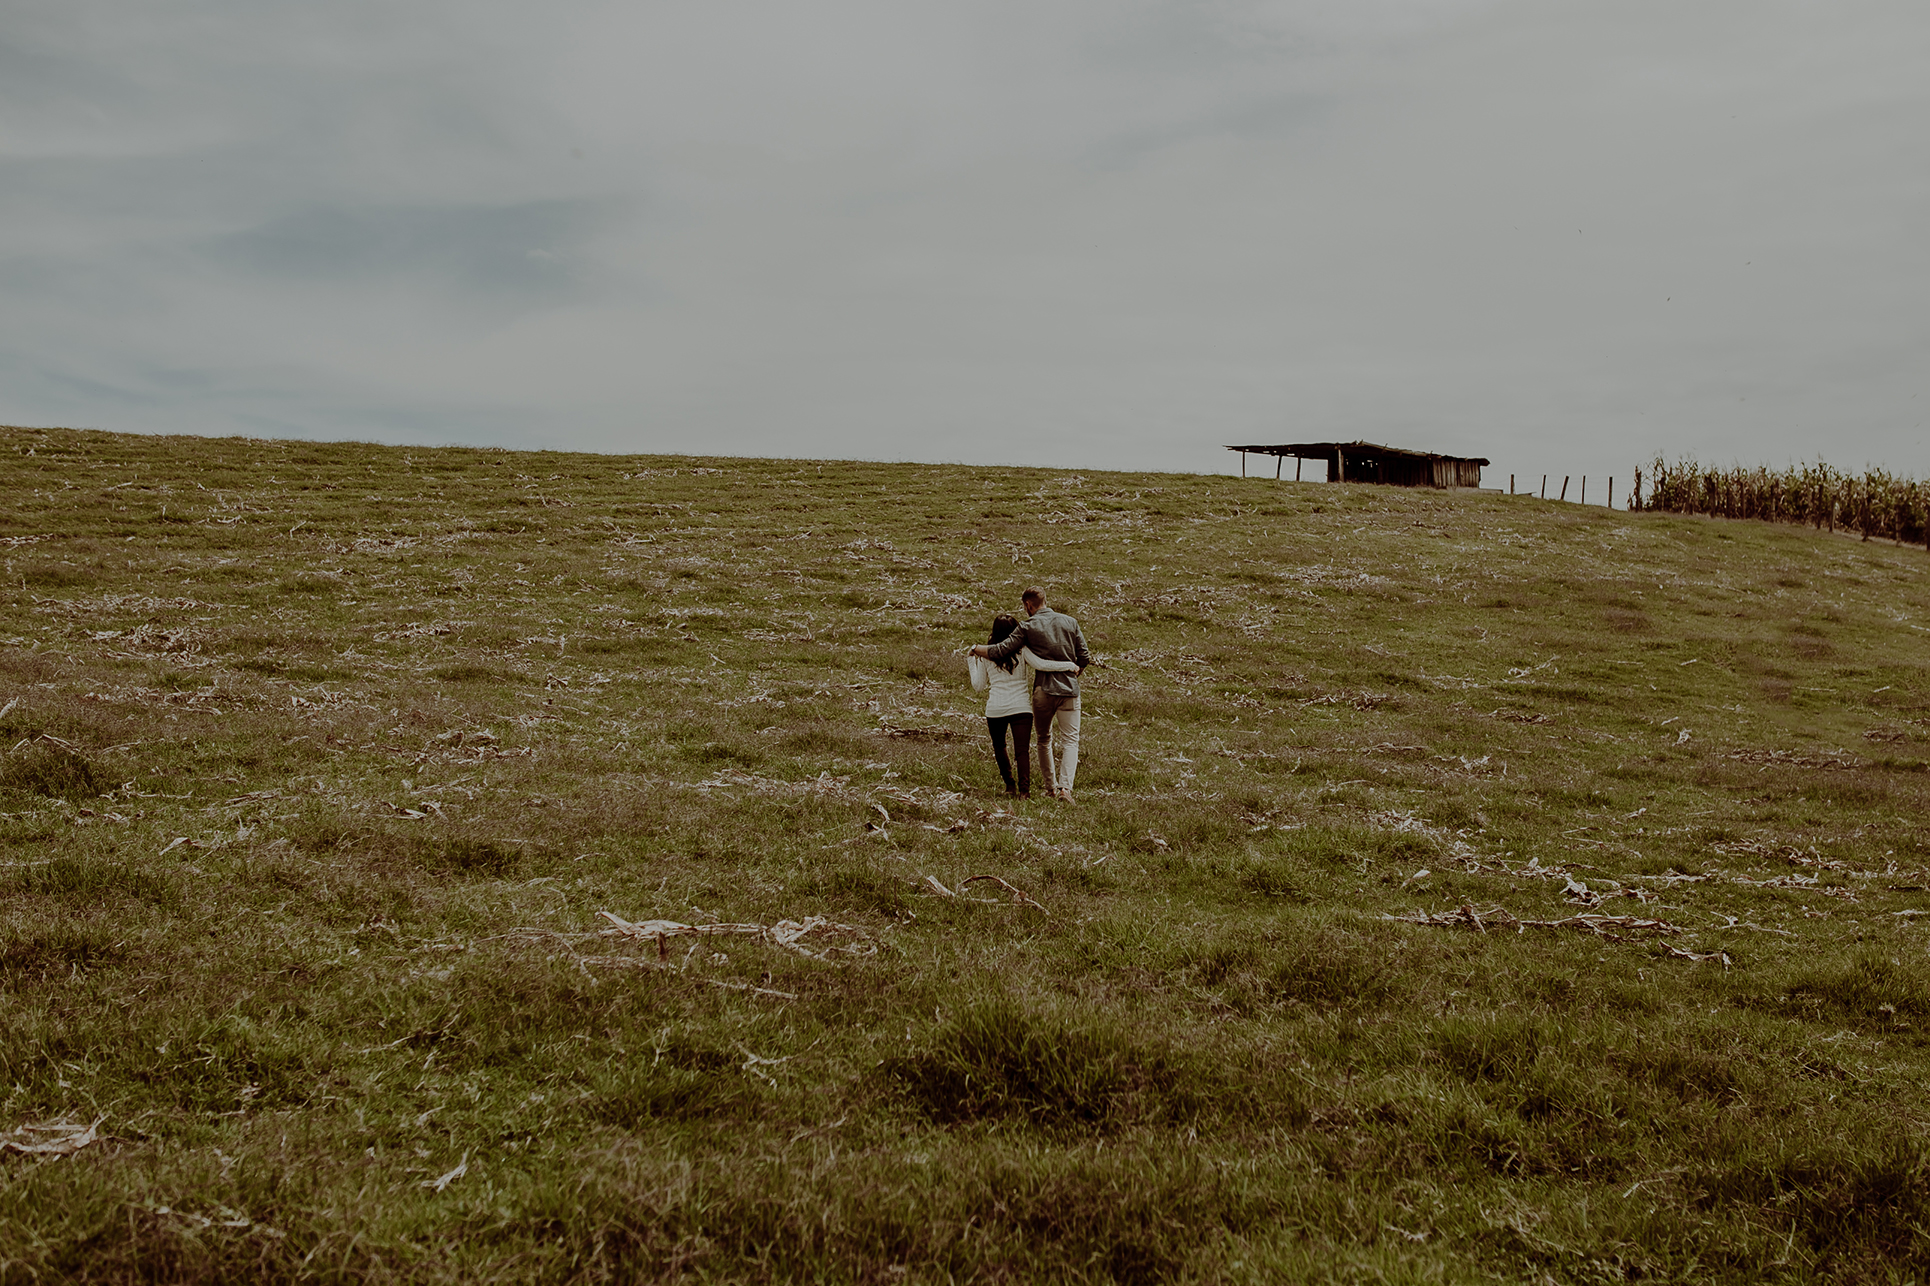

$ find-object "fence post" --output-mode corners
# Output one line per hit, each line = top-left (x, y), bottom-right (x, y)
(1560, 476), (1569, 502)
(1510, 474), (1515, 495)
(1608, 477), (1613, 510)
(1541, 475), (1547, 498)
(1581, 477), (1587, 506)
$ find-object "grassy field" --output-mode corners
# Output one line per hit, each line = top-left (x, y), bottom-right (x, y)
(4, 425), (1930, 1283)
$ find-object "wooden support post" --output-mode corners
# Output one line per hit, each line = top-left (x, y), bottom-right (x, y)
(1581, 476), (1586, 506)
(1296, 457), (1302, 482)
(1541, 475), (1547, 498)
(1560, 476), (1569, 501)
(1276, 454), (1282, 480)
(1608, 477), (1613, 510)
(1240, 451), (1246, 477)
(1510, 474), (1515, 495)
(1336, 451), (1346, 482)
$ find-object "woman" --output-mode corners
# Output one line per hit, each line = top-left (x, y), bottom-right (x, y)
(966, 613), (1076, 798)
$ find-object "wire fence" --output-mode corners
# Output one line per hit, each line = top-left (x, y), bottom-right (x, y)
(1629, 457), (1930, 548)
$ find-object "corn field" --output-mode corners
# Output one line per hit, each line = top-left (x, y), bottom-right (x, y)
(1631, 457), (1930, 549)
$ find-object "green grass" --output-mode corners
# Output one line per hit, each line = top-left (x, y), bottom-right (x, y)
(3, 424), (1930, 1281)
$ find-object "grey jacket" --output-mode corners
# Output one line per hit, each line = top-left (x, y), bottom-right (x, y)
(985, 607), (1091, 699)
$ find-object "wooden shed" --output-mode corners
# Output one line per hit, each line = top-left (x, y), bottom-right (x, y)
(1226, 441), (1489, 489)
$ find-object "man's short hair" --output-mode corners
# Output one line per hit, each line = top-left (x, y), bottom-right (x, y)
(1021, 587), (1045, 607)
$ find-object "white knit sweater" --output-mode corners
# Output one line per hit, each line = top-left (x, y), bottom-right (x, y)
(967, 648), (1077, 718)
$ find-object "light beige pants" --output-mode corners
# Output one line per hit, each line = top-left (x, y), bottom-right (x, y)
(1030, 692), (1081, 795)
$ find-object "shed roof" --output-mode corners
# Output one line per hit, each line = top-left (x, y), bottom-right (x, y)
(1223, 440), (1490, 466)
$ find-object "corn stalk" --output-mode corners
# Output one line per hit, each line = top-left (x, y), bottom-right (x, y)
(1631, 457), (1930, 549)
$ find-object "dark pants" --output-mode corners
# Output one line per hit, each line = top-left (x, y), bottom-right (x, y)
(986, 713), (1033, 794)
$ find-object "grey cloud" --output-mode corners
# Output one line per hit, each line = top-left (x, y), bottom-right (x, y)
(0, 0), (1925, 481)
(205, 199), (627, 303)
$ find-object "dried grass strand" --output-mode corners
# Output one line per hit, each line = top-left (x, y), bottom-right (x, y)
(0, 1116), (105, 1155)
(596, 911), (878, 961)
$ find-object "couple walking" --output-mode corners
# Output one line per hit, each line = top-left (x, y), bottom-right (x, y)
(965, 587), (1091, 801)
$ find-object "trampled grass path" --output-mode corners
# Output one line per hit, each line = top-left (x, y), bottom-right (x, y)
(4, 425), (1930, 1282)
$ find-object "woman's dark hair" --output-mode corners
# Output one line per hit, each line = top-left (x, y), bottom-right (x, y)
(988, 614), (1021, 672)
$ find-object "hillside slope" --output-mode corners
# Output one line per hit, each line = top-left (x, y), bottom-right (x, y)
(5, 425), (1930, 1282)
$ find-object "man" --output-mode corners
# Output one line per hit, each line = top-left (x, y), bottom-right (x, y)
(971, 587), (1091, 801)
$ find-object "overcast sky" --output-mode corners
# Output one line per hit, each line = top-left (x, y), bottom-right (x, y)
(3, 0), (1926, 485)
